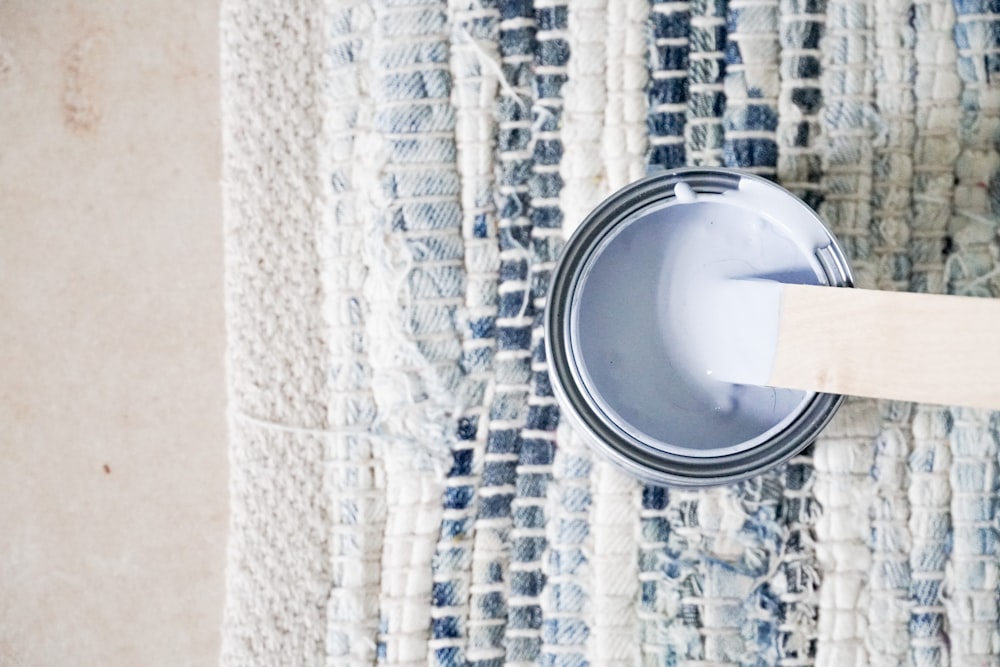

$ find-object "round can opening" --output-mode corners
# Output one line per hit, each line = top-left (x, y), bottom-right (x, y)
(545, 168), (853, 486)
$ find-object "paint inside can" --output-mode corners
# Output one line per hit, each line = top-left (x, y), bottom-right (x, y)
(546, 169), (852, 486)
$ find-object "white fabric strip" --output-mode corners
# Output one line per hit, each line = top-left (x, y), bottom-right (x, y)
(813, 399), (879, 667)
(219, 1), (335, 663)
(866, 1), (916, 664)
(814, 6), (880, 661)
(559, 0), (607, 237)
(906, 2), (960, 664)
(603, 0), (651, 190)
(378, 456), (447, 665)
(590, 461), (639, 667)
(540, 424), (593, 666)
(323, 3), (386, 666)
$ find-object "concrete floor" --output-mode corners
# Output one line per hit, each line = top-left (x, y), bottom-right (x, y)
(0, 2), (227, 664)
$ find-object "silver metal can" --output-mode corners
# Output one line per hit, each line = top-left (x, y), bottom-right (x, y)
(545, 168), (854, 487)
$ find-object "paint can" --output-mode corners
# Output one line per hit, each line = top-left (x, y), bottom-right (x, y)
(545, 168), (854, 486)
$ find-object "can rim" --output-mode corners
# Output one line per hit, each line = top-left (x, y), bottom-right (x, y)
(544, 167), (854, 487)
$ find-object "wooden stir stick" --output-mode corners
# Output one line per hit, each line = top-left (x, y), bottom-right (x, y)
(710, 283), (1000, 409)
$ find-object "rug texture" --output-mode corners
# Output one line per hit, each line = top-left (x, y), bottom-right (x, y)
(220, 0), (1000, 664)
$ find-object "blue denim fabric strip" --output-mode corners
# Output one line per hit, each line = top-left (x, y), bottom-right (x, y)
(660, 491), (706, 663)
(908, 406), (953, 667)
(647, 0), (691, 170)
(775, 452), (822, 664)
(643, 4), (737, 661)
(640, 485), (709, 666)
(723, 0), (780, 177)
(642, 5), (693, 664)
(731, 476), (786, 667)
(466, 3), (537, 665)
(506, 1), (569, 661)
(368, 1), (465, 662)
(687, 0), (728, 165)
(776, 0), (826, 210)
(638, 485), (671, 666)
(639, 478), (787, 665)
(367, 0), (467, 439)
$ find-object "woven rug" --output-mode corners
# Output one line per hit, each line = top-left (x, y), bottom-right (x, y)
(220, 0), (1000, 664)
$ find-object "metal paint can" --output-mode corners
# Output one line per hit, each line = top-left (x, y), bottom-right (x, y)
(545, 168), (854, 487)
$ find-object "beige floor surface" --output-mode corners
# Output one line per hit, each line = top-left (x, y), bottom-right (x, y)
(0, 2), (227, 664)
